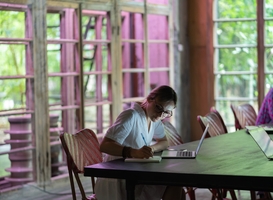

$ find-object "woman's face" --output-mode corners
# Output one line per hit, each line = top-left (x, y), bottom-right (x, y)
(147, 98), (175, 122)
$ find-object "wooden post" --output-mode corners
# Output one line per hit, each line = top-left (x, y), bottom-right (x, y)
(31, 0), (51, 186)
(188, 0), (214, 141)
(111, 1), (123, 120)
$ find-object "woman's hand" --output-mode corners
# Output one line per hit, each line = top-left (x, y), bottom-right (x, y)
(131, 145), (154, 158)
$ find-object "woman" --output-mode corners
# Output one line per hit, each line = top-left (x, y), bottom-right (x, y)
(94, 85), (185, 200)
(256, 88), (273, 125)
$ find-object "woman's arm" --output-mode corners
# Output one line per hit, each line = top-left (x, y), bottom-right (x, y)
(100, 137), (154, 158)
(100, 137), (124, 156)
(150, 136), (168, 152)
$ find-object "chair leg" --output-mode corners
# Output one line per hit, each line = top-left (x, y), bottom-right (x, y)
(265, 192), (273, 200)
(210, 189), (217, 200)
(67, 160), (77, 200)
(229, 189), (237, 200)
(91, 177), (96, 194)
(216, 188), (223, 200)
(74, 172), (87, 199)
(222, 189), (227, 198)
(186, 187), (196, 200)
(250, 191), (257, 200)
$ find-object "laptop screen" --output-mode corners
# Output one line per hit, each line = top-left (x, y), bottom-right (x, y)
(196, 124), (209, 154)
(249, 127), (273, 159)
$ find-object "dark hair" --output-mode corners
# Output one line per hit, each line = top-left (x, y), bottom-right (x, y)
(147, 85), (177, 106)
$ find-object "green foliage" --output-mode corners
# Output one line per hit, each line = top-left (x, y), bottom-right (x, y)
(215, 0), (273, 129)
(0, 11), (25, 37)
(0, 11), (26, 110)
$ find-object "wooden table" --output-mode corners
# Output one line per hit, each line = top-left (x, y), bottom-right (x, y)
(84, 129), (273, 200)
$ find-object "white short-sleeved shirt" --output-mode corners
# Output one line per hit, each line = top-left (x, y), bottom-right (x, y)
(106, 102), (165, 149)
(95, 102), (166, 200)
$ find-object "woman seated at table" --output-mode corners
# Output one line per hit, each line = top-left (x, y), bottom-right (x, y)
(94, 85), (185, 200)
(256, 88), (273, 125)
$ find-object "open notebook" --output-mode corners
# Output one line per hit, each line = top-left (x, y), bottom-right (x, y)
(124, 156), (162, 163)
(161, 124), (209, 159)
(248, 127), (273, 160)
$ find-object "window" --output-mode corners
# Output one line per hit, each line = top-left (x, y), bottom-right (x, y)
(0, 0), (174, 190)
(213, 0), (273, 131)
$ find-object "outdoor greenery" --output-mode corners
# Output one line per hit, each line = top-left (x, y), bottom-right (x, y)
(215, 0), (273, 129)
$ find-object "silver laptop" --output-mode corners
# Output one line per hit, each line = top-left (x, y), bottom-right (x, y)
(161, 124), (209, 159)
(246, 123), (273, 133)
(248, 127), (273, 160)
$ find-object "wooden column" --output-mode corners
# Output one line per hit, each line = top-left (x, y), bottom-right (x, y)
(188, 0), (214, 141)
(31, 0), (51, 185)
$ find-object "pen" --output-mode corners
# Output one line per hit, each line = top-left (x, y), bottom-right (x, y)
(141, 133), (148, 146)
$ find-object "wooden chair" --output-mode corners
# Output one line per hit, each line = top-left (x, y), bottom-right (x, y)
(162, 120), (196, 200)
(230, 103), (257, 130)
(60, 129), (103, 200)
(230, 104), (272, 200)
(197, 108), (237, 200)
(198, 107), (228, 137)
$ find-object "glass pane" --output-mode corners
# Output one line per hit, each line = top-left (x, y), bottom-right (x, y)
(83, 44), (96, 71)
(122, 43), (144, 69)
(122, 72), (145, 98)
(150, 71), (169, 87)
(0, 11), (25, 38)
(216, 99), (258, 132)
(84, 74), (110, 100)
(215, 48), (257, 72)
(48, 77), (61, 105)
(149, 43), (169, 67)
(82, 12), (108, 40)
(50, 110), (62, 127)
(265, 47), (273, 72)
(0, 79), (26, 110)
(216, 0), (256, 19)
(47, 13), (60, 39)
(265, 74), (273, 91)
(47, 44), (61, 73)
(216, 21), (257, 45)
(215, 100), (236, 131)
(0, 154), (10, 177)
(120, 0), (168, 4)
(265, 20), (273, 44)
(215, 74), (257, 97)
(82, 16), (96, 40)
(83, 44), (110, 72)
(147, 0), (168, 4)
(265, 0), (273, 18)
(121, 12), (144, 40)
(148, 14), (169, 40)
(84, 104), (111, 134)
(0, 44), (26, 76)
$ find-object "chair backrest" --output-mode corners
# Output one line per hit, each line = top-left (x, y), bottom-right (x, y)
(230, 103), (257, 130)
(162, 120), (183, 146)
(197, 108), (228, 137)
(60, 128), (103, 200)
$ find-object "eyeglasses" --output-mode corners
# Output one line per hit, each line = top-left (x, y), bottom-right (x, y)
(154, 100), (173, 118)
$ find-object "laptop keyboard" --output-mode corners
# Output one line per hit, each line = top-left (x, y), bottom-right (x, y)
(177, 151), (192, 157)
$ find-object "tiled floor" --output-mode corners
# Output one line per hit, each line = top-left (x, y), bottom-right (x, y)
(0, 174), (93, 200)
(188, 188), (255, 200)
(0, 174), (271, 200)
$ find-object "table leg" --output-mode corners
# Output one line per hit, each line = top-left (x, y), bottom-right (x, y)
(126, 179), (136, 200)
